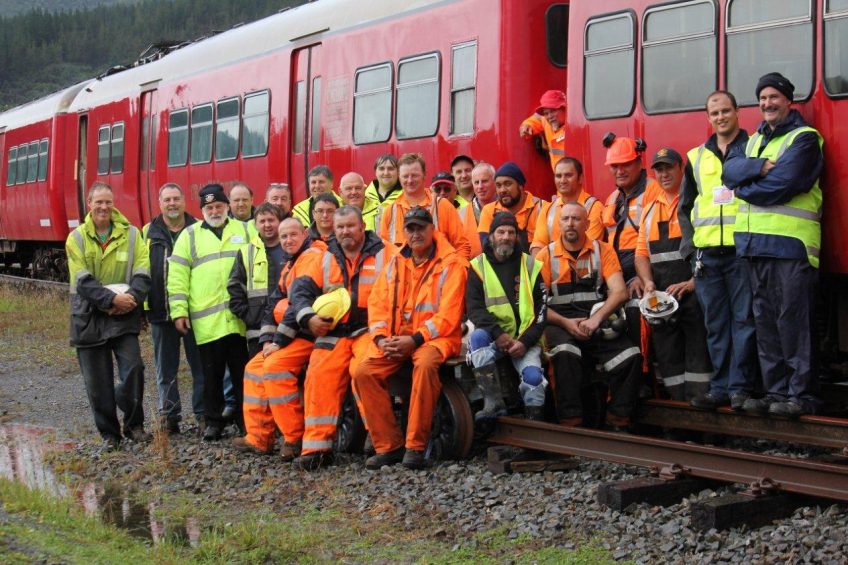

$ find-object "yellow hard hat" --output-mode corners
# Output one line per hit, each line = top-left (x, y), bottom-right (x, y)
(312, 287), (351, 329)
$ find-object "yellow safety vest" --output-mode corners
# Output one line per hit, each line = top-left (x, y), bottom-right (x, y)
(470, 252), (542, 338)
(737, 126), (823, 268)
(240, 234), (270, 340)
(687, 145), (737, 248)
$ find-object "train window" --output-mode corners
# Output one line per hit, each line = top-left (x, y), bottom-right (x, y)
(311, 77), (322, 152)
(353, 63), (392, 145)
(584, 13), (635, 119)
(726, 0), (813, 105)
(97, 126), (110, 175)
(546, 4), (569, 68)
(16, 145), (27, 184)
(824, 0), (848, 96)
(110, 123), (124, 173)
(38, 140), (48, 182)
(450, 42), (477, 136)
(190, 104), (213, 164)
(27, 141), (38, 182)
(168, 109), (189, 167)
(6, 147), (16, 186)
(293, 81), (306, 153)
(642, 1), (716, 114)
(242, 90), (270, 158)
(215, 98), (240, 161)
(396, 53), (440, 139)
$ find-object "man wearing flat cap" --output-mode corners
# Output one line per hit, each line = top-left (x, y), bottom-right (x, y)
(520, 89), (568, 171)
(168, 183), (252, 440)
(477, 161), (545, 254)
(466, 212), (548, 422)
(723, 71), (824, 417)
(354, 206), (468, 470)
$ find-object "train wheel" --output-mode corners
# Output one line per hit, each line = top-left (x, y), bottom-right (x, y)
(334, 388), (366, 453)
(425, 378), (474, 461)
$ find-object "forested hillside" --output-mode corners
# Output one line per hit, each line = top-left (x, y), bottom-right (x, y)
(0, 0), (304, 111)
(0, 0), (136, 18)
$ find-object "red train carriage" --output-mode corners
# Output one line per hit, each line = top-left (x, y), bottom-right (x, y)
(565, 0), (848, 348)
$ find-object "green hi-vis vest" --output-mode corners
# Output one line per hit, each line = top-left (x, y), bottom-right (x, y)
(241, 234), (270, 340)
(470, 252), (543, 338)
(688, 145), (737, 248)
(738, 126), (823, 268)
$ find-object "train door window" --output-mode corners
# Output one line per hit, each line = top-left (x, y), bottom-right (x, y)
(352, 63), (392, 144)
(190, 104), (213, 164)
(150, 115), (157, 171)
(141, 116), (149, 172)
(168, 109), (189, 167)
(726, 0), (813, 105)
(16, 145), (27, 184)
(110, 123), (124, 173)
(97, 126), (110, 175)
(293, 81), (306, 153)
(215, 97), (240, 161)
(7, 147), (16, 186)
(396, 53), (440, 139)
(546, 4), (569, 67)
(824, 0), (848, 96)
(38, 140), (48, 181)
(642, 1), (716, 114)
(242, 90), (269, 158)
(584, 13), (635, 118)
(26, 141), (38, 183)
(311, 77), (322, 152)
(450, 42), (477, 136)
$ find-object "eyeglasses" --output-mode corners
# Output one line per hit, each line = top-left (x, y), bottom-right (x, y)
(431, 184), (454, 194)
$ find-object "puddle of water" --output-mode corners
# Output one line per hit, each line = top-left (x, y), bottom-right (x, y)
(0, 423), (201, 547)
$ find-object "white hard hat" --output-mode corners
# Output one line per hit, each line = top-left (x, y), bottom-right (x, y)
(639, 291), (679, 324)
(589, 301), (627, 340)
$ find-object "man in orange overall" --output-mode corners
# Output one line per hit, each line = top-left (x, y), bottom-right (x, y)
(520, 89), (567, 172)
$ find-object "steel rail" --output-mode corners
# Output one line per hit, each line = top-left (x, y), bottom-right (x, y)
(0, 274), (69, 291)
(634, 399), (848, 449)
(490, 417), (848, 502)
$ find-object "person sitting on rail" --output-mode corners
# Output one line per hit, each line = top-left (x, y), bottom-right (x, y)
(232, 218), (326, 458)
(477, 162), (545, 254)
(723, 72), (824, 418)
(292, 165), (343, 228)
(537, 202), (642, 430)
(366, 153), (402, 208)
(466, 211), (547, 422)
(338, 172), (380, 231)
(228, 182), (256, 222)
(450, 154), (475, 205)
(519, 89), (567, 172)
(635, 149), (713, 402)
(168, 183), (252, 441)
(530, 157), (605, 257)
(377, 152), (472, 259)
(354, 207), (468, 470)
(680, 90), (758, 412)
(308, 192), (340, 243)
(470, 162), (498, 224)
(66, 181), (152, 449)
(143, 182), (204, 436)
(285, 206), (397, 471)
(227, 202), (287, 358)
(430, 171), (481, 258)
(265, 183), (293, 218)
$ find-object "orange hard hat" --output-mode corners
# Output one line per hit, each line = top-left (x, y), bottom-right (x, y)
(604, 137), (640, 166)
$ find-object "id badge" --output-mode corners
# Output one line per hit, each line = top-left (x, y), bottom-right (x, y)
(230, 235), (244, 244)
(712, 185), (734, 205)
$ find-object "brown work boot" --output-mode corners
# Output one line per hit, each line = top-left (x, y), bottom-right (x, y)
(558, 417), (582, 427)
(605, 413), (631, 432)
(280, 441), (302, 462)
(231, 436), (273, 455)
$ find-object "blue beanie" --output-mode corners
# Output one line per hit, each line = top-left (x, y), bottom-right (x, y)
(495, 161), (526, 187)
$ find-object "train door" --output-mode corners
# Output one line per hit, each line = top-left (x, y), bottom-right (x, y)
(75, 115), (88, 223)
(140, 88), (158, 223)
(0, 128), (6, 240)
(289, 44), (323, 201)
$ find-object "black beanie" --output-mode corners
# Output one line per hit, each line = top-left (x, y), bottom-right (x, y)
(489, 211), (519, 235)
(755, 72), (795, 102)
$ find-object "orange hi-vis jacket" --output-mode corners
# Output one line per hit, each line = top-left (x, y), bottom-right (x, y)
(531, 191), (605, 252)
(286, 232), (397, 340)
(521, 114), (566, 171)
(367, 232), (468, 359)
(378, 189), (472, 259)
(636, 189), (692, 289)
(477, 191), (546, 252)
(602, 174), (662, 281)
(267, 238), (327, 330)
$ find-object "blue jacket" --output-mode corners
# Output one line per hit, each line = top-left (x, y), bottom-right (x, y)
(722, 109), (823, 261)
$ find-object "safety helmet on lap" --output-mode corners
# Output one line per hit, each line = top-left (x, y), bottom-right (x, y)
(312, 287), (351, 329)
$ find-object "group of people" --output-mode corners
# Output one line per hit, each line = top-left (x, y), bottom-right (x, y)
(66, 71), (823, 470)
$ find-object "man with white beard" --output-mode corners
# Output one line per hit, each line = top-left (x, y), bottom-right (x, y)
(167, 183), (252, 441)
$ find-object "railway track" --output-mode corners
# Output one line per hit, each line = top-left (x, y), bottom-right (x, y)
(0, 273), (69, 292)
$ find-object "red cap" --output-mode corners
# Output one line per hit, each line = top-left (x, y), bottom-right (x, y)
(535, 89), (567, 114)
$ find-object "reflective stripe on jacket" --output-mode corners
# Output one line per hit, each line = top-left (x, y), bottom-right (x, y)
(469, 252), (542, 339)
(521, 113), (566, 171)
(227, 234), (271, 340)
(688, 145), (737, 249)
(378, 190), (472, 258)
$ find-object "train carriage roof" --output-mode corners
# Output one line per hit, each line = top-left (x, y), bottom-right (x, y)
(0, 81), (92, 132)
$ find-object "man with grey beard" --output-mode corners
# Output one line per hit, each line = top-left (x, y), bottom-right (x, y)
(465, 212), (547, 421)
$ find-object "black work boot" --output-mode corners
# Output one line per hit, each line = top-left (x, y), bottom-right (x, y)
(524, 405), (545, 421)
(474, 363), (507, 422)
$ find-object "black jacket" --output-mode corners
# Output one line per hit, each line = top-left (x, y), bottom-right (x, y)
(465, 244), (546, 350)
(144, 213), (197, 324)
(227, 242), (284, 339)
